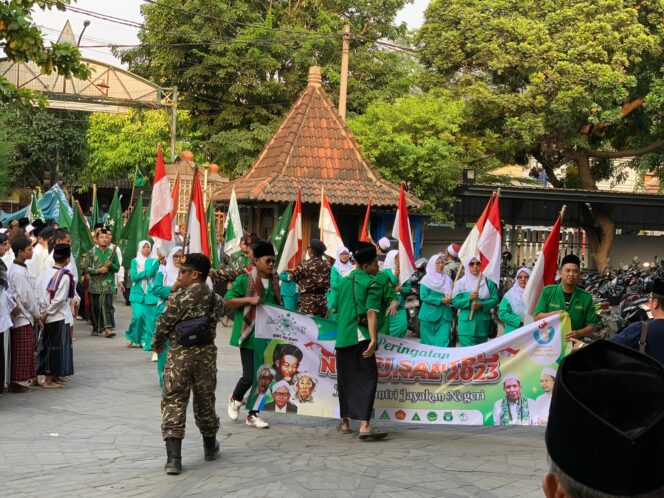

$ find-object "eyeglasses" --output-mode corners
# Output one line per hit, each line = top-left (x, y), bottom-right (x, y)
(264, 259), (276, 265)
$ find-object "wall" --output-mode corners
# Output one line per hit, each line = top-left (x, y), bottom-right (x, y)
(608, 234), (664, 268)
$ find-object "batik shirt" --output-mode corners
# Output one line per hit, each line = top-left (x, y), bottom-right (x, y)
(84, 246), (120, 295)
(291, 257), (331, 295)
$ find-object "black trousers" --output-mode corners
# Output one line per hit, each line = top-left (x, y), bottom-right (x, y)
(336, 340), (378, 421)
(232, 348), (256, 411)
(0, 333), (5, 393)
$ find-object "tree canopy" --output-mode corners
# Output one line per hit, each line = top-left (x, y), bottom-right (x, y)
(416, 0), (664, 268)
(0, 1), (90, 106)
(120, 0), (419, 177)
(348, 91), (502, 220)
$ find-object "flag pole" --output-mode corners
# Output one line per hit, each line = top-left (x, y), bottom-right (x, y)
(468, 271), (484, 321)
(183, 163), (198, 254)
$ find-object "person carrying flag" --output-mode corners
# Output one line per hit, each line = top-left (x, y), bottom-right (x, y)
(84, 228), (120, 338)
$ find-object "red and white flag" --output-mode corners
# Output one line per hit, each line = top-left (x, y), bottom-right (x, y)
(391, 183), (416, 285)
(170, 172), (180, 222)
(186, 168), (209, 257)
(457, 193), (494, 265)
(148, 145), (173, 249)
(359, 198), (372, 242)
(318, 187), (344, 258)
(523, 209), (564, 317)
(477, 194), (502, 285)
(277, 190), (302, 273)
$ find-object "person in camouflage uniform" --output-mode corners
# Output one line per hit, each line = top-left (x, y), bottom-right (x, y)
(228, 235), (255, 270)
(291, 239), (331, 318)
(84, 228), (120, 338)
(152, 253), (224, 475)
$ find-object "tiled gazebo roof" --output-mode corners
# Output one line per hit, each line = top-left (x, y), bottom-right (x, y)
(214, 67), (422, 208)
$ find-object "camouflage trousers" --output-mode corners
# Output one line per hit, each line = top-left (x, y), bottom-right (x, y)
(297, 294), (328, 318)
(161, 344), (220, 440)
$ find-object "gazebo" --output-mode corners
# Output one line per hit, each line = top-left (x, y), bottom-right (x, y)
(214, 66), (423, 249)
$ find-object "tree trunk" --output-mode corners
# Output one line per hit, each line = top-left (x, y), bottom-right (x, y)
(574, 152), (614, 270)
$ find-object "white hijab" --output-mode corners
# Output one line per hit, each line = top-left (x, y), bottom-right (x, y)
(383, 250), (398, 273)
(160, 246), (182, 287)
(333, 246), (354, 277)
(136, 240), (152, 272)
(420, 253), (452, 294)
(503, 267), (531, 317)
(452, 256), (490, 299)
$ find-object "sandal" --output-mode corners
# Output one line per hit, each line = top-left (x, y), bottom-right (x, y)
(91, 331), (99, 336)
(337, 422), (352, 434)
(358, 429), (388, 441)
(104, 330), (116, 338)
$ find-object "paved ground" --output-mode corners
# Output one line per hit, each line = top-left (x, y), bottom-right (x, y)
(0, 298), (548, 497)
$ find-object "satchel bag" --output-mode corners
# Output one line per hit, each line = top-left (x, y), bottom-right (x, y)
(175, 296), (216, 346)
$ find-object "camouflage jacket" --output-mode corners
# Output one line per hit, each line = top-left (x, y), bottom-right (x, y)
(292, 257), (331, 294)
(152, 282), (224, 352)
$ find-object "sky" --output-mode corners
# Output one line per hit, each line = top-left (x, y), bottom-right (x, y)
(31, 0), (429, 67)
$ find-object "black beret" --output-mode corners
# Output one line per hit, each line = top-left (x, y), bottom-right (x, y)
(253, 241), (275, 259)
(273, 344), (303, 362)
(546, 340), (664, 495)
(560, 253), (581, 268)
(353, 241), (377, 265)
(180, 253), (211, 274)
(53, 243), (71, 259)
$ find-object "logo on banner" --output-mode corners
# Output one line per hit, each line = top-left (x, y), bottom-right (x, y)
(534, 326), (555, 345)
(443, 412), (453, 422)
(395, 410), (406, 421)
(412, 413), (421, 421)
(427, 411), (437, 422)
(380, 410), (390, 420)
(459, 413), (468, 422)
(265, 312), (308, 341)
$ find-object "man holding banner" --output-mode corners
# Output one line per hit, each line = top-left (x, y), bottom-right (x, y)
(332, 241), (387, 440)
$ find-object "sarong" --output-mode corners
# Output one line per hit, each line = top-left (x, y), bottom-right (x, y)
(89, 293), (115, 332)
(0, 330), (5, 392)
(61, 323), (74, 376)
(10, 325), (36, 382)
(336, 340), (378, 421)
(37, 320), (66, 377)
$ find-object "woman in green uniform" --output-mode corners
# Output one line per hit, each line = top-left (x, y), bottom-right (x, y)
(124, 241), (160, 350)
(279, 271), (299, 311)
(382, 250), (411, 338)
(418, 253), (454, 346)
(327, 246), (353, 320)
(452, 256), (499, 347)
(498, 267), (531, 333)
(151, 246), (183, 385)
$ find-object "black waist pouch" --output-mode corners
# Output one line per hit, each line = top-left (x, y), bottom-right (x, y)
(175, 315), (213, 346)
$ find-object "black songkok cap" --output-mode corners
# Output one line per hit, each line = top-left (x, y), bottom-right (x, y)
(560, 253), (580, 268)
(309, 239), (326, 255)
(353, 241), (377, 265)
(273, 344), (303, 362)
(94, 222), (104, 230)
(545, 340), (664, 495)
(652, 278), (664, 297)
(253, 241), (275, 259)
(18, 217), (30, 228)
(98, 227), (112, 235)
(53, 244), (71, 259)
(31, 219), (45, 235)
(180, 253), (211, 274)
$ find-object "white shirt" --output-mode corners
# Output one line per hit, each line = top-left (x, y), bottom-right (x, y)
(534, 393), (552, 425)
(8, 262), (39, 327)
(492, 397), (535, 426)
(0, 285), (15, 331)
(2, 249), (14, 271)
(27, 243), (49, 282)
(274, 403), (289, 414)
(37, 267), (71, 324)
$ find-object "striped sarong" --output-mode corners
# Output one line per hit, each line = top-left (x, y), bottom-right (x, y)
(10, 325), (36, 382)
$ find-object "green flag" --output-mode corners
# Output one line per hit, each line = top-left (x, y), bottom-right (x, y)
(107, 188), (124, 243)
(271, 201), (294, 268)
(134, 166), (146, 188)
(119, 196), (145, 271)
(223, 186), (243, 256)
(58, 196), (72, 230)
(71, 199), (94, 277)
(91, 185), (100, 228)
(206, 200), (219, 269)
(142, 199), (151, 241)
(28, 193), (44, 222)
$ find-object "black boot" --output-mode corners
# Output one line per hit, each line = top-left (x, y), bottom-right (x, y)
(165, 438), (182, 475)
(203, 436), (220, 461)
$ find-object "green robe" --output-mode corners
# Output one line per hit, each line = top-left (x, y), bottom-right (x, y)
(383, 269), (411, 338)
(279, 271), (299, 311)
(326, 266), (344, 321)
(124, 258), (160, 350)
(151, 269), (173, 386)
(226, 274), (279, 350)
(498, 297), (523, 334)
(373, 270), (397, 335)
(333, 269), (382, 349)
(418, 283), (453, 347)
(452, 279), (499, 347)
(533, 284), (598, 331)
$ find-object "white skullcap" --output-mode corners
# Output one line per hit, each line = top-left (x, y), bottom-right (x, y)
(542, 366), (558, 379)
(447, 243), (460, 258)
(272, 380), (293, 396)
(0, 228), (7, 234)
(174, 225), (180, 234)
(503, 373), (521, 385)
(378, 237), (391, 251)
(26, 224), (34, 233)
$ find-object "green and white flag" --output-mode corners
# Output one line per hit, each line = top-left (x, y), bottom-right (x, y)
(223, 186), (243, 256)
(28, 193), (44, 222)
(270, 201), (293, 268)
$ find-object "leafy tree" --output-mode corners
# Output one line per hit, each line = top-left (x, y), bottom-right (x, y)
(120, 0), (418, 177)
(0, 126), (13, 197)
(0, 106), (89, 188)
(85, 109), (195, 184)
(416, 0), (664, 269)
(0, 1), (90, 106)
(348, 91), (502, 220)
